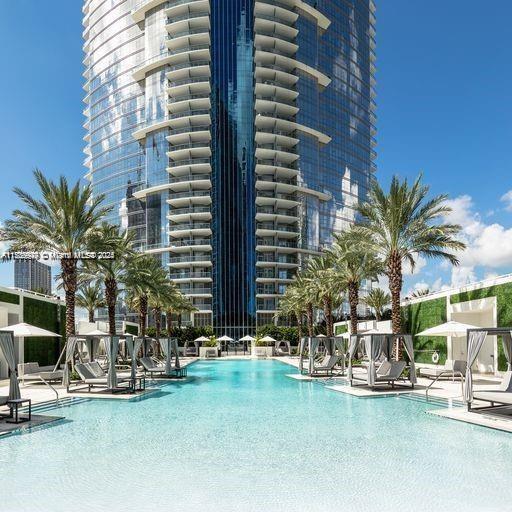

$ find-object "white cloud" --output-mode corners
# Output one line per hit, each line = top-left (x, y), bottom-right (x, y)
(501, 190), (512, 212)
(403, 254), (427, 276)
(443, 195), (512, 286)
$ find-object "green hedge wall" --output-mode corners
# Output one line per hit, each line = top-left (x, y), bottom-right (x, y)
(125, 324), (139, 336)
(23, 297), (64, 367)
(451, 282), (512, 370)
(0, 290), (20, 305)
(402, 297), (447, 364)
(335, 324), (348, 335)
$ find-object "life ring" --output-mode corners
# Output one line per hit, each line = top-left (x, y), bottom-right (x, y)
(432, 351), (440, 364)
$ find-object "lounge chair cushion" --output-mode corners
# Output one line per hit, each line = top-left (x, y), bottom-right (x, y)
(87, 362), (106, 378)
(375, 361), (406, 381)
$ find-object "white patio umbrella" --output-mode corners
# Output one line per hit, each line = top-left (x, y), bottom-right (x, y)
(316, 334), (327, 338)
(416, 320), (479, 338)
(0, 323), (62, 384)
(194, 336), (210, 342)
(239, 335), (255, 341)
(260, 335), (276, 343)
(217, 335), (234, 341)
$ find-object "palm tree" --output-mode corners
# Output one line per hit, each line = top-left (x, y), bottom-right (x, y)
(277, 286), (306, 343)
(171, 294), (196, 329)
(149, 281), (181, 339)
(362, 288), (391, 322)
(125, 255), (172, 338)
(354, 174), (465, 333)
(304, 257), (345, 337)
(0, 170), (111, 336)
(409, 288), (430, 298)
(83, 223), (135, 335)
(293, 273), (316, 337)
(76, 283), (105, 323)
(327, 231), (382, 335)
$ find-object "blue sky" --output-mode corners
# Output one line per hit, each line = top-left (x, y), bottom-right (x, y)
(0, 0), (511, 294)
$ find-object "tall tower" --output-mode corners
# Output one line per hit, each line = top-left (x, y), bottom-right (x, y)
(82, 0), (376, 336)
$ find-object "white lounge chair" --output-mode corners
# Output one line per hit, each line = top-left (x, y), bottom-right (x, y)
(73, 363), (130, 392)
(17, 362), (64, 383)
(472, 371), (512, 409)
(311, 355), (339, 376)
(420, 360), (466, 380)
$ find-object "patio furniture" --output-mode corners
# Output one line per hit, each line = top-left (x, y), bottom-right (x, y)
(17, 362), (64, 383)
(311, 355), (339, 376)
(140, 356), (187, 378)
(6, 398), (31, 424)
(420, 360), (466, 380)
(471, 371), (512, 410)
(374, 360), (407, 387)
(72, 363), (131, 392)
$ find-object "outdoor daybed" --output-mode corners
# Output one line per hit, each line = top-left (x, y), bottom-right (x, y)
(419, 360), (466, 380)
(471, 371), (512, 409)
(311, 355), (340, 376)
(348, 333), (416, 390)
(73, 363), (132, 392)
(17, 362), (64, 383)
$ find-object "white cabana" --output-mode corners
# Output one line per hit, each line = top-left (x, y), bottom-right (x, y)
(465, 328), (512, 407)
(104, 336), (120, 389)
(159, 337), (181, 374)
(1, 322), (63, 384)
(126, 336), (143, 381)
(347, 333), (416, 388)
(417, 321), (479, 338)
(275, 340), (291, 356)
(0, 331), (21, 400)
(297, 337), (342, 375)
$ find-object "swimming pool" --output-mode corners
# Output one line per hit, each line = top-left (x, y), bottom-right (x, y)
(1, 359), (511, 512)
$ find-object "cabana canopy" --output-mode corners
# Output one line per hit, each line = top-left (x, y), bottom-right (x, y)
(0, 331), (21, 400)
(297, 336), (345, 375)
(464, 328), (512, 405)
(347, 333), (416, 387)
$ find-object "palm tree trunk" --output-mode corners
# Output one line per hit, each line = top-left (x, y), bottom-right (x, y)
(154, 307), (162, 339)
(296, 312), (303, 343)
(306, 302), (314, 337)
(348, 281), (359, 335)
(323, 296), (333, 337)
(88, 309), (94, 324)
(104, 278), (117, 336)
(61, 258), (77, 336)
(388, 252), (403, 334)
(139, 295), (148, 338)
(166, 309), (173, 332)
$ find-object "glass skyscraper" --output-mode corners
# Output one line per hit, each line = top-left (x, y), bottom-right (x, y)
(83, 0), (376, 336)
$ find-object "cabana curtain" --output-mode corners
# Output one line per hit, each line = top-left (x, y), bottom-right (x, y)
(298, 337), (306, 373)
(126, 336), (143, 380)
(347, 334), (359, 380)
(308, 338), (320, 375)
(502, 331), (512, 371)
(365, 334), (384, 386)
(159, 338), (172, 374)
(105, 336), (120, 389)
(402, 335), (417, 384)
(171, 338), (180, 369)
(0, 332), (21, 401)
(62, 336), (80, 387)
(464, 330), (488, 403)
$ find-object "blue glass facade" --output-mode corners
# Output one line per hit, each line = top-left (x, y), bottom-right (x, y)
(83, 0), (376, 332)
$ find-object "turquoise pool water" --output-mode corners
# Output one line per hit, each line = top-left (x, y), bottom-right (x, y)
(1, 359), (511, 511)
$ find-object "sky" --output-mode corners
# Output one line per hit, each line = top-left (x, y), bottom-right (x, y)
(0, 0), (511, 296)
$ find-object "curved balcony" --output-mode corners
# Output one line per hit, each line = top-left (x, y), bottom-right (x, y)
(255, 98), (298, 117)
(170, 271), (212, 282)
(256, 271), (295, 283)
(167, 158), (211, 177)
(255, 145), (298, 165)
(255, 130), (298, 148)
(166, 62), (211, 83)
(256, 191), (299, 208)
(256, 223), (299, 239)
(132, 52), (173, 82)
(256, 0), (330, 30)
(255, 50), (330, 87)
(255, 206), (299, 223)
(132, 183), (173, 201)
(168, 108), (211, 129)
(255, 82), (298, 103)
(167, 78), (211, 98)
(181, 289), (212, 298)
(255, 65), (298, 88)
(256, 254), (299, 268)
(168, 205), (211, 222)
(256, 113), (331, 144)
(169, 173), (212, 192)
(167, 124), (211, 144)
(254, 35), (298, 56)
(167, 95), (211, 114)
(165, 0), (210, 18)
(169, 238), (212, 252)
(169, 255), (213, 268)
(167, 189), (212, 207)
(254, 2), (298, 26)
(255, 158), (298, 179)
(254, 17), (298, 42)
(166, 14), (210, 38)
(132, 117), (172, 141)
(166, 30), (210, 53)
(170, 221), (211, 234)
(167, 142), (212, 162)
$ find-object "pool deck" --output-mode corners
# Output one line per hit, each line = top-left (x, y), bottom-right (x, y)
(277, 356), (512, 432)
